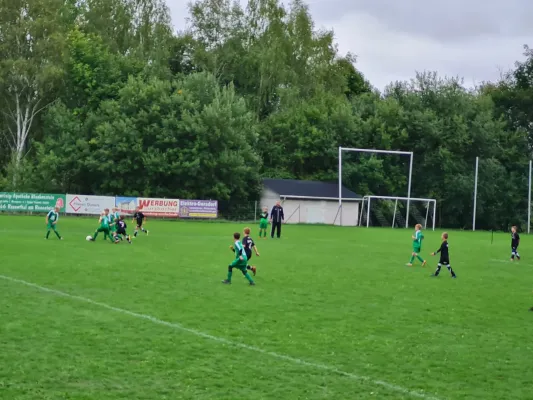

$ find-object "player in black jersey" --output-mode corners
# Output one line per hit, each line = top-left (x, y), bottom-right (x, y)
(132, 207), (149, 237)
(242, 227), (260, 276)
(430, 232), (456, 278)
(113, 216), (132, 244)
(511, 226), (521, 261)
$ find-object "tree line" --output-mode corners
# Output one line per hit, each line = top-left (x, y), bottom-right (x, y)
(0, 0), (532, 229)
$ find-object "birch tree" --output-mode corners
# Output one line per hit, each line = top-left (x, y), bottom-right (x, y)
(0, 0), (71, 178)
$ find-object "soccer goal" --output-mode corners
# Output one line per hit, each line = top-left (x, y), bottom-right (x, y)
(337, 147), (414, 227)
(359, 196), (437, 230)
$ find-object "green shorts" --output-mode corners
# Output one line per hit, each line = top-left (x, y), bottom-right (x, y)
(413, 247), (421, 254)
(47, 223), (57, 230)
(230, 259), (248, 270)
(97, 227), (110, 234)
(259, 219), (268, 229)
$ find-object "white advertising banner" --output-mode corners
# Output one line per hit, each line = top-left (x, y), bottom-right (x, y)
(137, 197), (179, 217)
(66, 194), (116, 215)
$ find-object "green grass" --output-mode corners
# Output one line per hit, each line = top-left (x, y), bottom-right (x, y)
(1, 215), (532, 400)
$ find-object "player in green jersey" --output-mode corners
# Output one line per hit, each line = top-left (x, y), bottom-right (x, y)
(222, 232), (255, 286)
(90, 211), (112, 241)
(407, 223), (426, 267)
(108, 207), (119, 235)
(258, 206), (269, 238)
(45, 206), (63, 240)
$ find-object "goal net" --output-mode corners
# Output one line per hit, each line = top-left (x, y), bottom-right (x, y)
(359, 196), (437, 230)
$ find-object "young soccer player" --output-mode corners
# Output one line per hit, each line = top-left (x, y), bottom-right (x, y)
(133, 207), (148, 237)
(113, 215), (132, 244)
(45, 206), (63, 240)
(90, 211), (112, 241)
(430, 232), (456, 278)
(406, 224), (426, 267)
(108, 208), (117, 236)
(242, 227), (260, 276)
(511, 226), (521, 261)
(222, 232), (255, 286)
(258, 206), (269, 238)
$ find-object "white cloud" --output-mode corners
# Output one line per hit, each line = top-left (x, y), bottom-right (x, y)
(165, 0), (529, 91)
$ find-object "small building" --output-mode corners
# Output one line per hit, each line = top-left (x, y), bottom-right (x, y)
(261, 178), (361, 226)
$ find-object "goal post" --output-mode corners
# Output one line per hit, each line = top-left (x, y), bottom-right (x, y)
(338, 147), (414, 227)
(359, 195), (437, 230)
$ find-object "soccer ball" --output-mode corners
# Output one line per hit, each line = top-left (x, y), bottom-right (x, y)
(86, 235), (93, 241)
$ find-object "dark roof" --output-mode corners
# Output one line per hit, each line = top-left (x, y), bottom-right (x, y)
(263, 178), (361, 200)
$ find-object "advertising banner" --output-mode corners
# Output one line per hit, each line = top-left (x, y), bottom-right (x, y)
(179, 199), (218, 218)
(0, 192), (66, 212)
(66, 195), (115, 215)
(115, 196), (138, 214)
(137, 197), (179, 217)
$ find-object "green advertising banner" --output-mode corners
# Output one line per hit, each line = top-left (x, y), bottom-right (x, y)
(0, 193), (66, 212)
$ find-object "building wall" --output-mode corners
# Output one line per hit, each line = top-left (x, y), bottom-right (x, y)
(259, 190), (360, 226)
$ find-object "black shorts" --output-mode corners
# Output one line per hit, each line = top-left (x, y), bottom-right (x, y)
(439, 259), (449, 265)
(117, 228), (127, 235)
(136, 220), (143, 227)
(245, 250), (252, 260)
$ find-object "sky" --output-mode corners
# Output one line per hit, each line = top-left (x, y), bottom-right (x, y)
(165, 0), (533, 91)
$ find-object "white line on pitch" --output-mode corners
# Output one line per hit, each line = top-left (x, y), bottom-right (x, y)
(0, 274), (441, 400)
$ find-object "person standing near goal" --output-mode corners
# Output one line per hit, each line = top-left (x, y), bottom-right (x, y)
(270, 201), (284, 239)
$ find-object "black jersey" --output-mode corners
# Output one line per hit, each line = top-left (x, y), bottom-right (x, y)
(511, 232), (520, 248)
(242, 235), (255, 258)
(435, 240), (449, 262)
(133, 211), (145, 222)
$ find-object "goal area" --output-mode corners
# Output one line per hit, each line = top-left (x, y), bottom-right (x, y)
(360, 196), (437, 230)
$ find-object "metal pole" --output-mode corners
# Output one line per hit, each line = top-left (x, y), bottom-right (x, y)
(432, 200), (436, 231)
(338, 146), (342, 226)
(473, 157), (479, 231)
(527, 160), (533, 234)
(359, 197), (365, 226)
(366, 197), (371, 228)
(405, 152), (414, 228)
(425, 200), (430, 230)
(254, 201), (257, 222)
(392, 199), (398, 228)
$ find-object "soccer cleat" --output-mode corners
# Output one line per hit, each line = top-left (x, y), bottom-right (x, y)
(451, 275), (457, 279)
(430, 274), (439, 277)
(406, 263), (413, 267)
(251, 266), (257, 276)
(222, 280), (231, 284)
(421, 260), (427, 267)
(249, 281), (256, 286)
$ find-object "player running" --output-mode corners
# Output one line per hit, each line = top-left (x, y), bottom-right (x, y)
(133, 207), (149, 237)
(406, 224), (426, 267)
(45, 206), (63, 240)
(430, 232), (456, 278)
(113, 215), (132, 244)
(90, 210), (112, 241)
(222, 232), (255, 286)
(242, 227), (259, 276)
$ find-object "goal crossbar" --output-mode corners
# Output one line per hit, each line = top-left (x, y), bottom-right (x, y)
(360, 195), (437, 230)
(338, 147), (414, 227)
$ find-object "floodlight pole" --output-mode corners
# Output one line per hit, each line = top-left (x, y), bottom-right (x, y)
(527, 160), (533, 234)
(338, 146), (342, 226)
(473, 157), (479, 231)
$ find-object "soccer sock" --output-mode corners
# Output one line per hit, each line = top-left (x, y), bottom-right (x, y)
(54, 230), (61, 239)
(243, 272), (254, 283)
(46, 230), (51, 239)
(246, 265), (252, 270)
(93, 231), (99, 240)
(434, 264), (442, 276)
(416, 255), (425, 263)
(134, 230), (138, 237)
(142, 228), (147, 233)
(447, 265), (456, 277)
(409, 255), (415, 263)
(227, 266), (233, 282)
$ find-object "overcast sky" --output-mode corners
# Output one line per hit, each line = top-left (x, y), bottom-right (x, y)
(165, 0), (532, 90)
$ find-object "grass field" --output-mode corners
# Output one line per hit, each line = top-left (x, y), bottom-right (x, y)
(1, 215), (532, 400)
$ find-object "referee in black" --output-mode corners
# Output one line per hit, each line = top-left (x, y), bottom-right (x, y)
(270, 201), (284, 238)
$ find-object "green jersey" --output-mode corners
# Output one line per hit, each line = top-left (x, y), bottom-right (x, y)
(233, 240), (248, 262)
(47, 210), (59, 224)
(413, 230), (424, 248)
(100, 215), (110, 229)
(260, 211), (268, 221)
